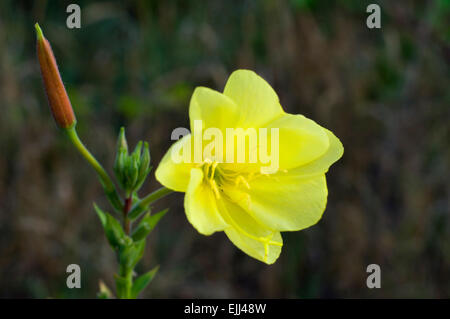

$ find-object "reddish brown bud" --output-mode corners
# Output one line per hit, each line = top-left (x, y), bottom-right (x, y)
(36, 23), (76, 128)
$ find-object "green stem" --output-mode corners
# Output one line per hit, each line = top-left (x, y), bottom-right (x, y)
(123, 196), (132, 235)
(128, 187), (173, 220)
(118, 264), (133, 299)
(65, 126), (122, 212)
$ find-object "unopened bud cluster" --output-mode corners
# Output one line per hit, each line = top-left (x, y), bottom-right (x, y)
(114, 127), (151, 196)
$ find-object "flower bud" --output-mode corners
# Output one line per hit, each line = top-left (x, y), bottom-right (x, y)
(134, 142), (151, 192)
(35, 23), (76, 128)
(116, 127), (128, 153)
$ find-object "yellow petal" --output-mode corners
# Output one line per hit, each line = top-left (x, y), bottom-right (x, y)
(223, 70), (284, 128)
(189, 87), (241, 131)
(288, 128), (344, 177)
(264, 113), (330, 170)
(218, 198), (282, 264)
(155, 134), (195, 192)
(224, 174), (328, 232)
(184, 168), (229, 235)
(221, 127), (342, 233)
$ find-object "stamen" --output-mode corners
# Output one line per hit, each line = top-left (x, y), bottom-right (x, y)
(210, 161), (218, 180)
(220, 202), (282, 263)
(202, 160), (221, 199)
(201, 160), (283, 263)
(235, 175), (251, 189)
(210, 180), (221, 199)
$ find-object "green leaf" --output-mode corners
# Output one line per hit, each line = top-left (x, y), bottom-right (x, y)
(148, 209), (168, 228)
(95, 204), (128, 250)
(131, 266), (159, 298)
(103, 212), (126, 249)
(131, 214), (152, 242)
(128, 202), (148, 220)
(119, 239), (146, 270)
(98, 178), (123, 213)
(94, 203), (107, 227)
(131, 209), (168, 241)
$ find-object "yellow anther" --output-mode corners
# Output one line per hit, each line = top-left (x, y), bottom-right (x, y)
(202, 160), (221, 199)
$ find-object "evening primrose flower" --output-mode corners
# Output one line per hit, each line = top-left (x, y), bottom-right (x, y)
(156, 70), (343, 264)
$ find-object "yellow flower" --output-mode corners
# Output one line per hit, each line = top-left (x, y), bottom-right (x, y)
(155, 70), (343, 264)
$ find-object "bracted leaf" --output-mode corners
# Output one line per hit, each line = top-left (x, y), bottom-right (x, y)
(131, 266), (159, 298)
(95, 209), (126, 250)
(94, 203), (107, 227)
(119, 239), (146, 270)
(131, 209), (168, 241)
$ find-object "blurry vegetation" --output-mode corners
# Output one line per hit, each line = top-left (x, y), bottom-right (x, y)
(0, 0), (449, 298)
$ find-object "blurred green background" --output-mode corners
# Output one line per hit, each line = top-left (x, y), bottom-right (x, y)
(0, 0), (449, 298)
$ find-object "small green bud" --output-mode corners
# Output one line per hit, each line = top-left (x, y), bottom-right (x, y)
(132, 141), (143, 161)
(113, 127), (153, 195)
(134, 142), (151, 192)
(117, 127), (128, 152)
(114, 148), (127, 189)
(114, 127), (129, 191)
(97, 280), (114, 299)
(124, 155), (139, 194)
(140, 142), (151, 175)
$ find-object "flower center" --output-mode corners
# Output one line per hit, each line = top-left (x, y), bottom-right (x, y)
(201, 160), (251, 200)
(200, 160), (282, 262)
